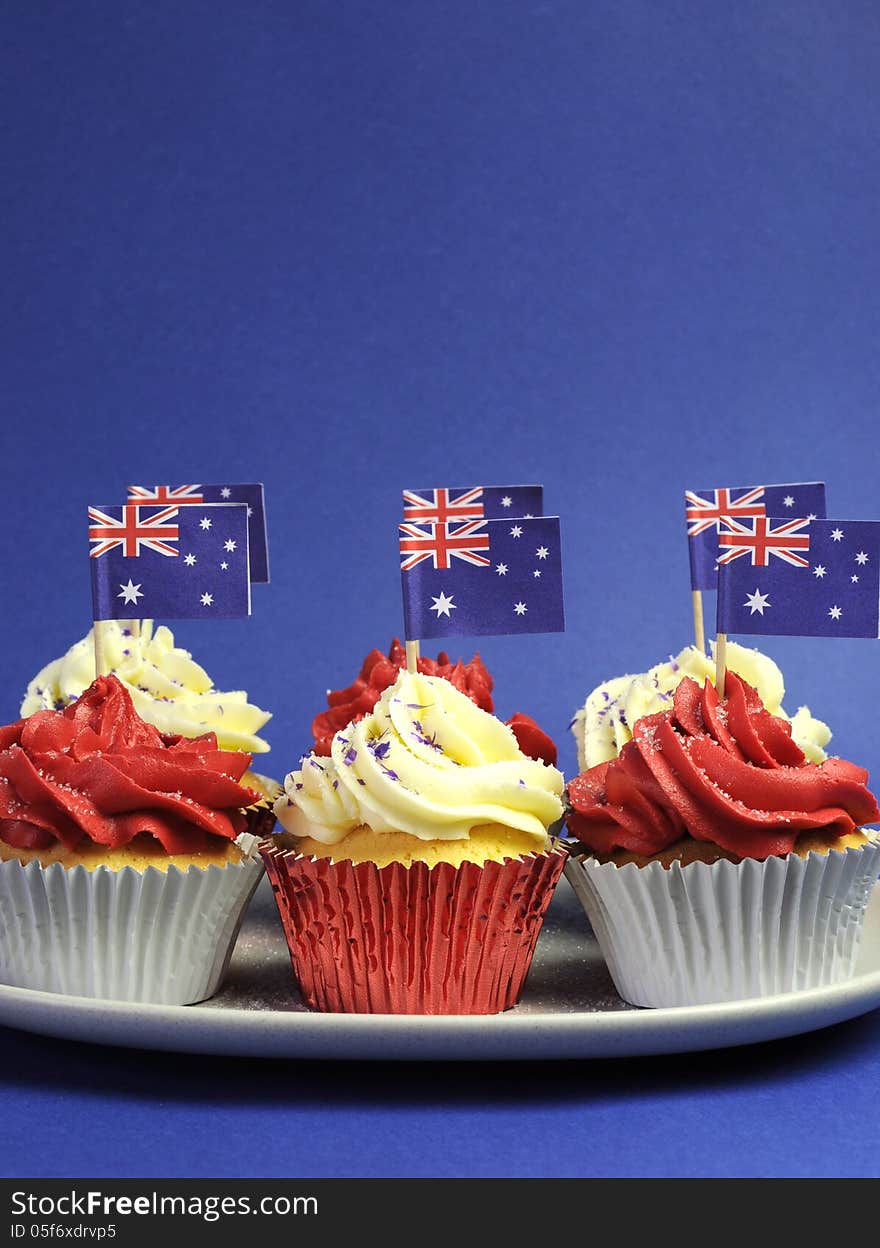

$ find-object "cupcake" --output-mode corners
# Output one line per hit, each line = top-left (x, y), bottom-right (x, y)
(0, 674), (266, 1003)
(263, 668), (567, 1014)
(20, 618), (279, 831)
(571, 639), (831, 771)
(564, 670), (880, 1007)
(312, 637), (557, 765)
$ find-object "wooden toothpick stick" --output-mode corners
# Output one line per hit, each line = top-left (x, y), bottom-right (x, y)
(715, 631), (728, 699)
(405, 639), (420, 674)
(692, 589), (706, 653)
(93, 621), (108, 677)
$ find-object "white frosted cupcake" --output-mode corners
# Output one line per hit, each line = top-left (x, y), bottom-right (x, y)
(571, 640), (831, 771)
(21, 618), (272, 754)
(264, 669), (567, 1014)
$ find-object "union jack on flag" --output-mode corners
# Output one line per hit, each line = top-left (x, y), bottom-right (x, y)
(402, 487), (485, 525)
(684, 481), (826, 590)
(89, 505), (181, 559)
(402, 484), (543, 525)
(717, 516), (812, 568)
(128, 484), (205, 506)
(399, 520), (491, 571)
(127, 483), (269, 582)
(685, 486), (765, 537)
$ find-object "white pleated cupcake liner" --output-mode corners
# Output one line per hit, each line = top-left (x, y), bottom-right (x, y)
(0, 835), (263, 1004)
(564, 838), (880, 1008)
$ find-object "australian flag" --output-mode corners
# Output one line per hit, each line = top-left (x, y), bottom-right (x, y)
(400, 516), (564, 640)
(685, 481), (826, 591)
(716, 518), (880, 638)
(402, 484), (543, 524)
(128, 483), (269, 582)
(89, 502), (251, 620)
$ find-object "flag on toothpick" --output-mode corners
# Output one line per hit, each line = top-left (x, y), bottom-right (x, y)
(402, 484), (543, 524)
(716, 517), (880, 637)
(399, 515), (564, 640)
(89, 502), (251, 620)
(685, 481), (826, 590)
(128, 483), (269, 582)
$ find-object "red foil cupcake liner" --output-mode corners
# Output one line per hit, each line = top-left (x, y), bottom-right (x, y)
(260, 841), (567, 1014)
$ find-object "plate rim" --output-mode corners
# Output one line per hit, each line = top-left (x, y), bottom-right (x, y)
(2, 957), (879, 1062)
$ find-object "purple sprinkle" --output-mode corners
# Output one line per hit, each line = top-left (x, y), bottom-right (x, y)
(518, 779), (526, 787)
(343, 746), (358, 767)
(332, 779), (339, 789)
(357, 778), (366, 786)
(294, 783), (303, 791)
(371, 741), (391, 760)
(385, 770), (399, 781)
(309, 759), (325, 771)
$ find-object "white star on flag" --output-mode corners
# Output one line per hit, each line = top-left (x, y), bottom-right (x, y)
(813, 565), (826, 578)
(510, 525), (523, 538)
(220, 487), (231, 498)
(744, 588), (770, 615)
(496, 563), (508, 575)
(783, 496), (794, 507)
(533, 569), (542, 578)
(201, 592), (214, 607)
(536, 546), (548, 559)
(829, 605), (842, 620)
(200, 517), (212, 530)
(501, 496), (512, 508)
(852, 574), (859, 583)
(856, 551), (869, 565)
(221, 561), (229, 570)
(430, 591), (456, 618)
(831, 528), (844, 541)
(224, 539), (237, 552)
(117, 579), (143, 605)
(184, 553), (196, 566)
(514, 601), (527, 616)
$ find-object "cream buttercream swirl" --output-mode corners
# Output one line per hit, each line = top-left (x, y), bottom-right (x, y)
(275, 670), (564, 846)
(21, 620), (271, 754)
(571, 641), (831, 770)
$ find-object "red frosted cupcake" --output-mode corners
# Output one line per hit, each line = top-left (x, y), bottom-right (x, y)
(565, 671), (880, 1007)
(0, 675), (266, 1003)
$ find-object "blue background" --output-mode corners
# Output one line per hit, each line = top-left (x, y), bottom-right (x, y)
(3, 0), (880, 1179)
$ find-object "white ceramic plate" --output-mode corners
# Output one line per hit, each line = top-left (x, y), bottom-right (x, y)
(2, 875), (880, 1061)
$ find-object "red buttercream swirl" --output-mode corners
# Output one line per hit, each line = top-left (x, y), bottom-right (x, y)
(310, 639), (558, 765)
(566, 671), (880, 861)
(0, 675), (260, 855)
(311, 638), (494, 754)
